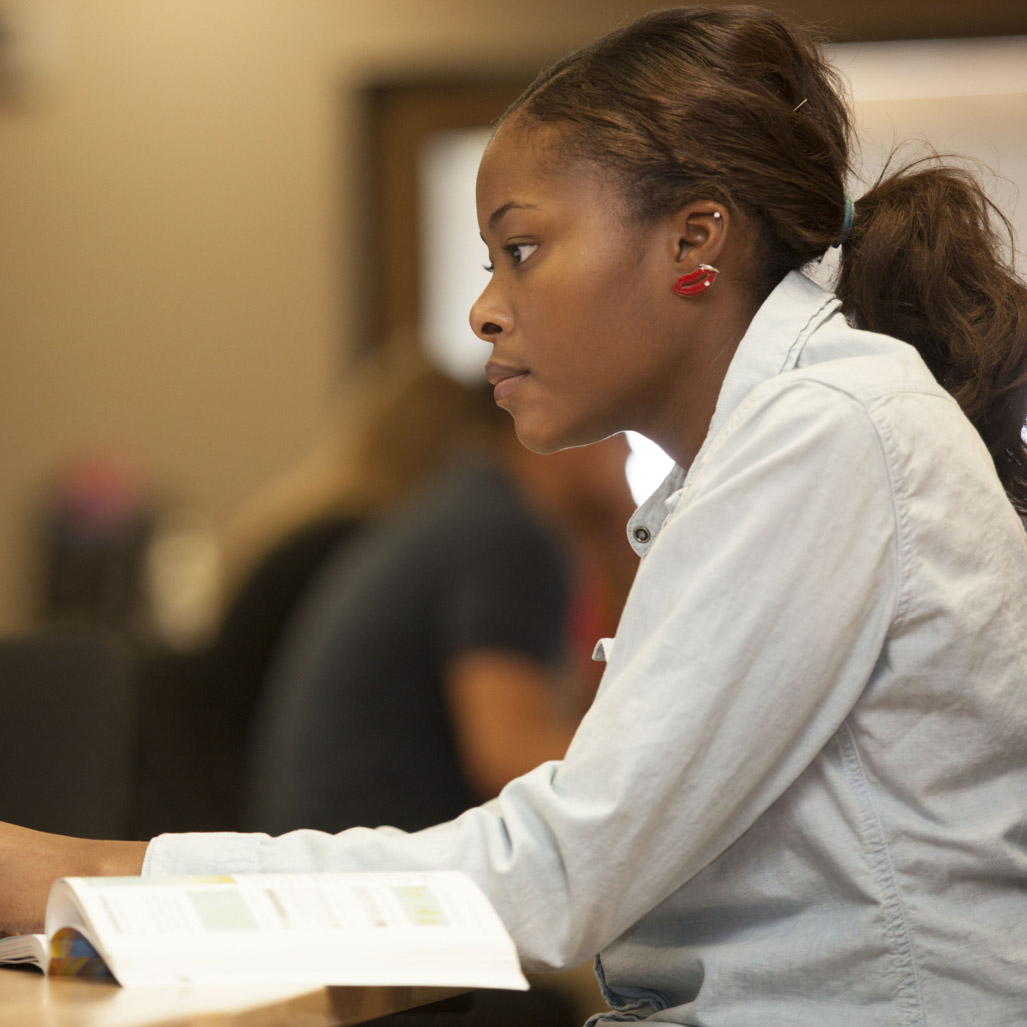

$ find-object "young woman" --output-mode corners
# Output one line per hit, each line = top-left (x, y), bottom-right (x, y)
(3, 7), (1026, 1024)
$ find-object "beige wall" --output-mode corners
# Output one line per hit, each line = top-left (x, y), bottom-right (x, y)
(0, 0), (660, 633)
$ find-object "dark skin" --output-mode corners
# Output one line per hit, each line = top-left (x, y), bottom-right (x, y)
(0, 824), (147, 934)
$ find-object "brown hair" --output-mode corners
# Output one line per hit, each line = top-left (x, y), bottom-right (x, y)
(502, 5), (1027, 515)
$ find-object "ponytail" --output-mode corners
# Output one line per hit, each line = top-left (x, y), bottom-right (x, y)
(837, 157), (1027, 516)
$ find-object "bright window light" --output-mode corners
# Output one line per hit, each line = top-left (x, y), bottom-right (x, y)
(625, 432), (674, 504)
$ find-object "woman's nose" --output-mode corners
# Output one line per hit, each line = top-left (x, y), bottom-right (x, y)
(470, 284), (509, 342)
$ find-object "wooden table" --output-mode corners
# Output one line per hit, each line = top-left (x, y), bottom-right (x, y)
(0, 967), (465, 1026)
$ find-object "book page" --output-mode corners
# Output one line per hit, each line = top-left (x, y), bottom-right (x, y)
(0, 933), (47, 970)
(47, 871), (527, 990)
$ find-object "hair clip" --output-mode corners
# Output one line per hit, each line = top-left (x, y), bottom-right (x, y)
(792, 98), (808, 112)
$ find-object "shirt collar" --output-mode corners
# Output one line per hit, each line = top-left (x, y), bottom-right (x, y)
(703, 270), (840, 445)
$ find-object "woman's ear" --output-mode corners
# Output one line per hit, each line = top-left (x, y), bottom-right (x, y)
(669, 202), (728, 270)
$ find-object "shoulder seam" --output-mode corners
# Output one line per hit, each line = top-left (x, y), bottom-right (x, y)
(692, 376), (908, 630)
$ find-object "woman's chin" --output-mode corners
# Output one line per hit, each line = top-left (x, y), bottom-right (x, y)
(513, 417), (600, 456)
(512, 419), (567, 455)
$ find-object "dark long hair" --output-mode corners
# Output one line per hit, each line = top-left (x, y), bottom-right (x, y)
(501, 5), (1027, 515)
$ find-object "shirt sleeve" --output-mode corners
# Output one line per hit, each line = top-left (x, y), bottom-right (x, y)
(146, 377), (900, 972)
(437, 485), (569, 665)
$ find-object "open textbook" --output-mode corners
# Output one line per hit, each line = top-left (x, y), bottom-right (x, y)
(0, 870), (529, 990)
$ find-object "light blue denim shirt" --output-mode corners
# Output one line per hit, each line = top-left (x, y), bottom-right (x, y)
(147, 272), (1027, 1025)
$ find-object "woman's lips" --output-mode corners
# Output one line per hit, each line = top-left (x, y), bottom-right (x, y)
(486, 361), (529, 402)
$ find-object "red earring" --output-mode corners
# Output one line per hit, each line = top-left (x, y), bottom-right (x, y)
(672, 264), (719, 296)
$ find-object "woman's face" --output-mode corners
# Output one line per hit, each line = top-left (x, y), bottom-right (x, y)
(471, 116), (702, 456)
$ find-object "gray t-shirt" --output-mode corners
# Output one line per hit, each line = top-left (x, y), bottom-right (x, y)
(243, 462), (569, 834)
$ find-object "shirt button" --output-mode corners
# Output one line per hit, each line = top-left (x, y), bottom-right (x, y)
(633, 526), (651, 544)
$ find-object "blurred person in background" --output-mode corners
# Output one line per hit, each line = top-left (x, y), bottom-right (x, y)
(242, 417), (635, 836)
(130, 337), (635, 850)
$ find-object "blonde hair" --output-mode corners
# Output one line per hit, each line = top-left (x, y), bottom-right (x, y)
(223, 334), (503, 595)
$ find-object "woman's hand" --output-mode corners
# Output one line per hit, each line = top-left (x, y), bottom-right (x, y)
(0, 821), (148, 934)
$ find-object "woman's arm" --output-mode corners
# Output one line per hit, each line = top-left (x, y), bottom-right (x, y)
(144, 378), (902, 973)
(0, 822), (147, 934)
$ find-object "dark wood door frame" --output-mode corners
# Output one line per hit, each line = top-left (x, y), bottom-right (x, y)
(355, 78), (527, 355)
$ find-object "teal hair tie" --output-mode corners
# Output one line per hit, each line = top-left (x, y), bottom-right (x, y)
(833, 196), (855, 248)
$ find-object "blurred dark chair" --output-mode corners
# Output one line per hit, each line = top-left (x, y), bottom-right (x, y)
(0, 626), (136, 838)
(127, 515), (359, 837)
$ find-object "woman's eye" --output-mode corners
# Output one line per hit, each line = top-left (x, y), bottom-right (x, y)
(482, 243), (537, 273)
(509, 243), (538, 265)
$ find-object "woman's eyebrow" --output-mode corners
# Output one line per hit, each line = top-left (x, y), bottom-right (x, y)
(488, 201), (539, 231)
